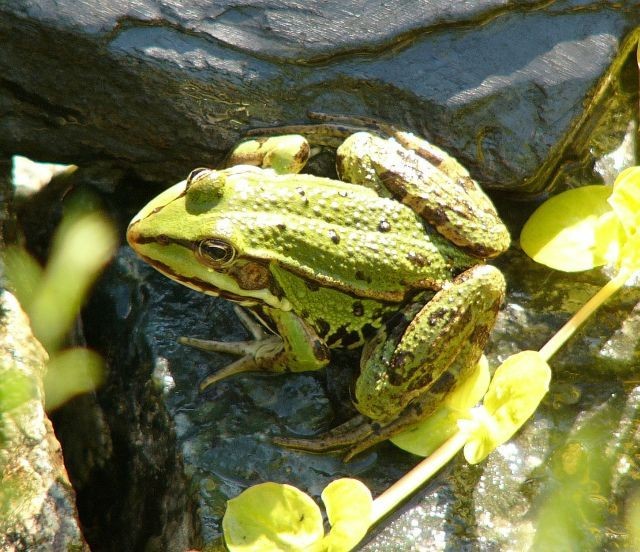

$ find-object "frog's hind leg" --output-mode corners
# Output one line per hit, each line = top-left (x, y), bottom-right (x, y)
(275, 264), (505, 461)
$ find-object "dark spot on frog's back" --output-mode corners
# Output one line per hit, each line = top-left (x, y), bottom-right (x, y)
(328, 229), (340, 244)
(355, 270), (371, 283)
(306, 280), (320, 291)
(352, 301), (364, 317)
(406, 251), (428, 267)
(315, 318), (330, 338)
(428, 307), (448, 326)
(277, 223), (286, 231)
(361, 323), (377, 340)
(378, 220), (391, 232)
(326, 324), (360, 347)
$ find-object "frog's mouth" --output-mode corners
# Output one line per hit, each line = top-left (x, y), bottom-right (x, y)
(136, 251), (261, 304)
(127, 223), (293, 311)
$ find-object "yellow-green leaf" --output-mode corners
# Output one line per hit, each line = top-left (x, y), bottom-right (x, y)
(520, 185), (623, 271)
(609, 166), (640, 235)
(390, 357), (490, 457)
(608, 166), (640, 270)
(320, 479), (373, 552)
(3, 246), (43, 312)
(619, 233), (640, 271)
(223, 482), (324, 552)
(29, 210), (117, 352)
(44, 348), (105, 411)
(463, 351), (551, 464)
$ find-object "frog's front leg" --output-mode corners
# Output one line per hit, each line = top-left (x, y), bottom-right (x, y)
(188, 307), (331, 391)
(274, 264), (505, 460)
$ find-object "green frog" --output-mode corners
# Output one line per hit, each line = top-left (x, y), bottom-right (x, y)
(127, 121), (510, 460)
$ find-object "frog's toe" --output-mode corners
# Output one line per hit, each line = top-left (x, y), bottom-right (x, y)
(272, 415), (376, 456)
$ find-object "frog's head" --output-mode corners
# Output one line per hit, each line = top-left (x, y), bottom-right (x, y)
(126, 167), (292, 310)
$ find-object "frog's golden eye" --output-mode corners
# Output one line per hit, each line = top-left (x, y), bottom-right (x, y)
(186, 167), (210, 188)
(196, 238), (236, 267)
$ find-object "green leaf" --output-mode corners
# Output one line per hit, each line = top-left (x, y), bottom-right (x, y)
(223, 482), (324, 551)
(3, 246), (44, 312)
(520, 185), (623, 271)
(608, 166), (640, 235)
(463, 351), (551, 464)
(390, 357), (490, 457)
(44, 348), (105, 411)
(608, 167), (640, 271)
(320, 479), (373, 552)
(30, 210), (117, 352)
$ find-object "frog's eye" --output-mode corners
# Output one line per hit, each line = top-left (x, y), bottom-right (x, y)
(196, 238), (236, 267)
(186, 168), (210, 188)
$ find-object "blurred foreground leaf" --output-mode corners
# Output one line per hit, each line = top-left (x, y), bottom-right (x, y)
(4, 200), (117, 411)
(44, 348), (105, 410)
(27, 210), (117, 352)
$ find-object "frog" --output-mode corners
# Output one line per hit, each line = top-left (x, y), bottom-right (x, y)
(127, 117), (510, 460)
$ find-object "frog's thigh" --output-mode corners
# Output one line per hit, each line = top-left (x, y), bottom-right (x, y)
(355, 264), (505, 422)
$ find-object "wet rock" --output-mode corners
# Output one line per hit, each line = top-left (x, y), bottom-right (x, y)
(0, 2), (638, 192)
(0, 291), (88, 552)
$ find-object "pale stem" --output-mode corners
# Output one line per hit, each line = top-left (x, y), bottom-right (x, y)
(538, 268), (633, 362)
(371, 430), (469, 525)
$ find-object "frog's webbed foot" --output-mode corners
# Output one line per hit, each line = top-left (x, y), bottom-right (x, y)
(179, 305), (284, 391)
(272, 415), (378, 461)
(273, 410), (431, 462)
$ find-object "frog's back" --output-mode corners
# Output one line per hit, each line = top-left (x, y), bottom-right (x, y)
(214, 169), (477, 303)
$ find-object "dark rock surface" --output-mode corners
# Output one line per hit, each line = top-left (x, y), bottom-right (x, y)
(0, 292), (89, 552)
(1, 2), (639, 192)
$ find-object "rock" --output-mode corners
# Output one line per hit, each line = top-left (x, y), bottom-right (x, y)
(0, 291), (88, 552)
(0, 2), (638, 192)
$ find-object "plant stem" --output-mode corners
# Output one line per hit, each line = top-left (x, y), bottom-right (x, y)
(370, 430), (469, 525)
(538, 268), (633, 362)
